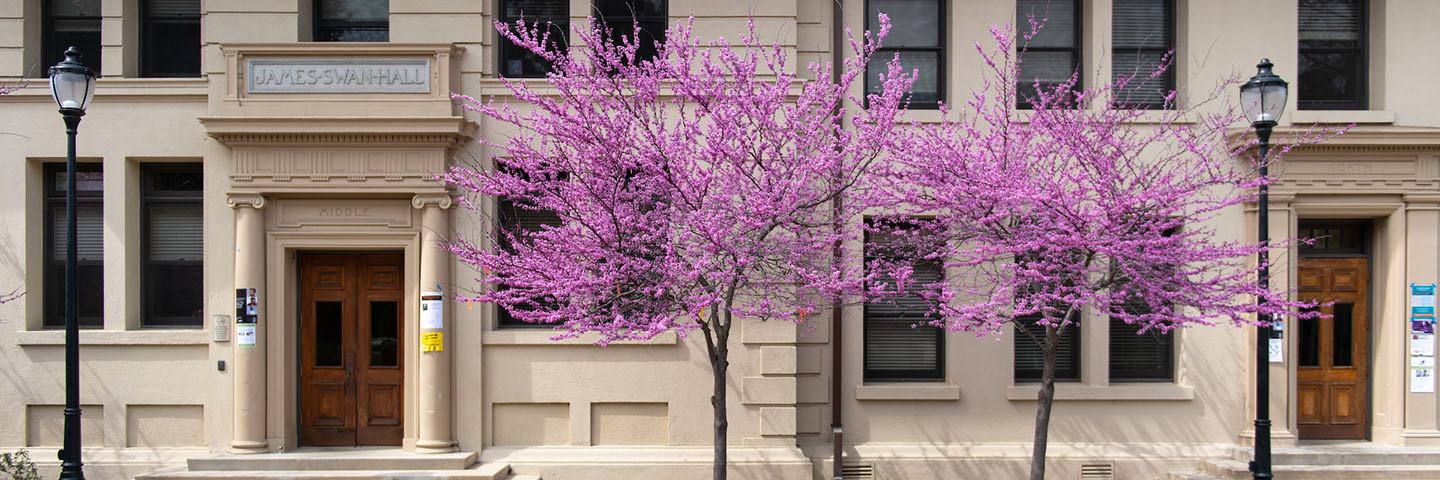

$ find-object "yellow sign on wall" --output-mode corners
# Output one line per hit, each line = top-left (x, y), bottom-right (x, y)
(421, 332), (443, 352)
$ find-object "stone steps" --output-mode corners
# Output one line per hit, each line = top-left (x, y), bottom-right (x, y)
(182, 450), (477, 471)
(134, 450), (542, 480)
(1229, 445), (1440, 466)
(1200, 458), (1440, 479)
(136, 466), (509, 480)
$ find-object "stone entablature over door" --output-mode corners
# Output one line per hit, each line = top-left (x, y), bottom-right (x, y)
(213, 43), (462, 117)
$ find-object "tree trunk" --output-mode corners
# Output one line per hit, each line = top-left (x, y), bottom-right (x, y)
(711, 348), (728, 480)
(1029, 323), (1060, 480)
(703, 315), (731, 480)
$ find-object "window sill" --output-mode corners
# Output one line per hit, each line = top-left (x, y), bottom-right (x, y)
(482, 329), (678, 346)
(855, 384), (961, 401)
(16, 329), (211, 346)
(1006, 383), (1193, 401)
(1290, 110), (1395, 125)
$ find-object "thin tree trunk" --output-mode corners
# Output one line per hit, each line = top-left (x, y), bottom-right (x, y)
(702, 311), (731, 480)
(1030, 323), (1059, 480)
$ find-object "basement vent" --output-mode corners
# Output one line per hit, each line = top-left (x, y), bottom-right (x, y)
(841, 464), (874, 480)
(1079, 462), (1115, 479)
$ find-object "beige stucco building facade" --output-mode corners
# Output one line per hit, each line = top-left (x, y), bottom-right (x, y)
(2, 0), (1439, 479)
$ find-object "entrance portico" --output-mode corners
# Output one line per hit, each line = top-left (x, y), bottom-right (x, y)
(204, 42), (472, 454)
(1258, 130), (1440, 448)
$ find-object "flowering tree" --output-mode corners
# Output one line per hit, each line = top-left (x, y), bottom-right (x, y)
(866, 23), (1330, 480)
(445, 15), (913, 480)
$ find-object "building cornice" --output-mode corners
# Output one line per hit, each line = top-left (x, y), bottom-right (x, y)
(199, 116), (477, 148)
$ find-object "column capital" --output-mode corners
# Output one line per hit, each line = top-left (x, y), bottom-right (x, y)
(227, 193), (267, 209)
(1404, 192), (1440, 209)
(412, 193), (453, 210)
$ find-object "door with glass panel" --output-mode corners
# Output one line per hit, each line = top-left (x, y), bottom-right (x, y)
(1296, 256), (1368, 440)
(300, 253), (404, 446)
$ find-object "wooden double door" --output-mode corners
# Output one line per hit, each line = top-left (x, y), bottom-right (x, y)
(1296, 257), (1369, 440)
(300, 253), (404, 446)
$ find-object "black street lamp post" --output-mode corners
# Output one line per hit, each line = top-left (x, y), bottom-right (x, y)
(1239, 58), (1288, 480)
(49, 46), (97, 480)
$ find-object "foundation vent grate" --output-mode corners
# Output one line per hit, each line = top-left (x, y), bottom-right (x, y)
(841, 464), (874, 480)
(1079, 462), (1115, 479)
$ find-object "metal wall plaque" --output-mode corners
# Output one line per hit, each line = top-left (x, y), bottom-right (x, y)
(246, 58), (431, 94)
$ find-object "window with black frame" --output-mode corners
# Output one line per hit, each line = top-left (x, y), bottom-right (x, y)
(863, 219), (945, 381)
(593, 0), (667, 64)
(498, 0), (570, 78)
(43, 0), (102, 75)
(495, 197), (563, 328)
(1297, 220), (1370, 255)
(1012, 249), (1081, 382)
(1107, 225), (1178, 381)
(43, 163), (104, 329)
(1016, 0), (1082, 109)
(315, 0), (389, 42)
(865, 0), (944, 109)
(1298, 0), (1367, 110)
(1013, 310), (1081, 382)
(1111, 0), (1174, 109)
(141, 164), (203, 328)
(142, 0), (201, 77)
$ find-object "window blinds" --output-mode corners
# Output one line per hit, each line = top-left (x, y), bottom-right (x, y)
(1112, 0), (1173, 108)
(145, 0), (200, 17)
(1014, 314), (1081, 381)
(148, 204), (202, 262)
(1299, 0), (1363, 42)
(864, 261), (943, 376)
(1109, 297), (1173, 380)
(52, 206), (103, 262)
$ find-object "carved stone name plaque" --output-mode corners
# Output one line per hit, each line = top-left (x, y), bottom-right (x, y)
(247, 58), (430, 94)
(276, 199), (413, 228)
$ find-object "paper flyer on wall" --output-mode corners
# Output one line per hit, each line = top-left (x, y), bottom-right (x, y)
(1268, 338), (1283, 363)
(1413, 333), (1436, 357)
(420, 291), (443, 329)
(1412, 356), (1435, 393)
(236, 325), (257, 347)
(422, 332), (443, 352)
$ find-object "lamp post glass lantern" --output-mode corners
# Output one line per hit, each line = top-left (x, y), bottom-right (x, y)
(49, 45), (97, 480)
(1239, 58), (1287, 480)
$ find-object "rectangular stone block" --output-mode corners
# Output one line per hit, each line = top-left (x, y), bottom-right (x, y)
(796, 345), (824, 374)
(28, 405), (103, 447)
(761, 346), (797, 375)
(493, 403), (569, 445)
(742, 318), (797, 345)
(796, 405), (823, 435)
(203, 13), (299, 43)
(759, 407), (796, 436)
(390, 0), (487, 14)
(797, 375), (829, 404)
(205, 0), (298, 13)
(391, 14), (489, 43)
(741, 376), (796, 405)
(590, 403), (668, 446)
(0, 19), (22, 46)
(797, 23), (829, 52)
(694, 0), (796, 17)
(126, 404), (204, 447)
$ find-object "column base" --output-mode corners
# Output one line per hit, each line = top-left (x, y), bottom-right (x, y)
(1401, 429), (1440, 446)
(1238, 428), (1298, 448)
(415, 440), (458, 454)
(229, 440), (270, 454)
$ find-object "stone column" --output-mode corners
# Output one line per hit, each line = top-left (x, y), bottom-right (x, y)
(228, 193), (268, 454)
(1404, 193), (1440, 444)
(414, 193), (457, 453)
